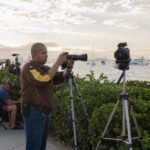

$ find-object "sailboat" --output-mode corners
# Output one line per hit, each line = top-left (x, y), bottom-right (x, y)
(91, 41), (96, 67)
(130, 56), (149, 66)
(101, 59), (106, 65)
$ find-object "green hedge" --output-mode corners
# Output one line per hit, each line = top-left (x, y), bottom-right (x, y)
(1, 69), (150, 149)
(51, 71), (150, 150)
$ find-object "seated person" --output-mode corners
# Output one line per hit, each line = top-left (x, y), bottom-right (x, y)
(0, 78), (22, 129)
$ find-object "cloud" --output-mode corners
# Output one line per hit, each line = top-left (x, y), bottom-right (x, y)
(0, 0), (148, 36)
(103, 19), (139, 29)
(113, 0), (150, 15)
(51, 28), (89, 37)
(0, 44), (11, 51)
(72, 0), (110, 12)
(46, 11), (96, 25)
(62, 47), (86, 53)
(0, 0), (97, 26)
(0, 41), (62, 61)
(0, 0), (150, 58)
(16, 26), (48, 34)
(44, 42), (59, 47)
(0, 41), (60, 52)
(70, 0), (149, 15)
(1, 0), (150, 26)
(0, 43), (31, 52)
(70, 0), (150, 16)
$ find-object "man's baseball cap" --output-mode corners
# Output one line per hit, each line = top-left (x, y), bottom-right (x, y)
(1, 78), (12, 86)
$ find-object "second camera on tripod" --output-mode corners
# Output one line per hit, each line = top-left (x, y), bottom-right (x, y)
(114, 42), (131, 70)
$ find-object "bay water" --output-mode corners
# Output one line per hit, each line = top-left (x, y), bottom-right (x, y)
(57, 60), (150, 82)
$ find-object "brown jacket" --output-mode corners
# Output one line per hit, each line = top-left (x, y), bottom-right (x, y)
(21, 60), (64, 114)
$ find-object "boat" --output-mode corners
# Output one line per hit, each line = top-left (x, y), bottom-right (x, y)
(130, 57), (149, 66)
(87, 62), (90, 65)
(91, 61), (96, 67)
(101, 60), (106, 65)
(113, 62), (118, 69)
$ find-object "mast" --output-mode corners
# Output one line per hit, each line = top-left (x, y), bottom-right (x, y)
(91, 40), (95, 66)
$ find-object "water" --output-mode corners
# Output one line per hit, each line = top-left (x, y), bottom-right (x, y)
(59, 60), (150, 82)
(1, 59), (149, 82)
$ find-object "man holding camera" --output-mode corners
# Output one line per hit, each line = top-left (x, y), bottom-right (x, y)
(21, 42), (73, 150)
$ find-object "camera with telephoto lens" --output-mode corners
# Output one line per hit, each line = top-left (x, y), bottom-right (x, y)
(114, 42), (131, 70)
(61, 53), (88, 69)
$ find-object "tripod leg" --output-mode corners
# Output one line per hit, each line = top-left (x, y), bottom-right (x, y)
(0, 118), (7, 130)
(122, 100), (126, 140)
(72, 77), (96, 142)
(52, 79), (68, 119)
(56, 78), (68, 107)
(124, 100), (133, 150)
(2, 122), (7, 130)
(129, 104), (146, 150)
(72, 78), (91, 127)
(69, 78), (78, 150)
(95, 99), (121, 150)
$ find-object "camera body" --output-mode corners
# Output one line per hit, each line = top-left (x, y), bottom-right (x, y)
(61, 53), (87, 70)
(114, 42), (131, 70)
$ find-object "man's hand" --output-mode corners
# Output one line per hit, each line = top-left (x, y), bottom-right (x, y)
(56, 52), (67, 66)
(17, 98), (22, 104)
(5, 99), (21, 105)
(49, 52), (68, 80)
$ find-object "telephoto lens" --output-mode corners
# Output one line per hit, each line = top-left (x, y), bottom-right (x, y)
(67, 54), (87, 61)
(61, 53), (88, 70)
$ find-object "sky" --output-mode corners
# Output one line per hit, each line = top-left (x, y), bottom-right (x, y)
(0, 0), (150, 61)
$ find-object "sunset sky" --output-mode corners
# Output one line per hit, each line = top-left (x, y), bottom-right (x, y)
(0, 0), (150, 60)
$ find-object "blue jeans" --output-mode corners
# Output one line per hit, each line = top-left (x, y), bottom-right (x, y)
(22, 107), (50, 150)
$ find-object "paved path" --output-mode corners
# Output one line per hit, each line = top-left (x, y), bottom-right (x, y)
(0, 123), (72, 150)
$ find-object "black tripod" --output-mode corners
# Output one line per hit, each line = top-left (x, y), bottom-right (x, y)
(56, 68), (92, 150)
(95, 69), (145, 150)
(12, 54), (21, 84)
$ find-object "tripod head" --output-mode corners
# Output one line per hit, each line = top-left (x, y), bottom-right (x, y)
(65, 66), (74, 80)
